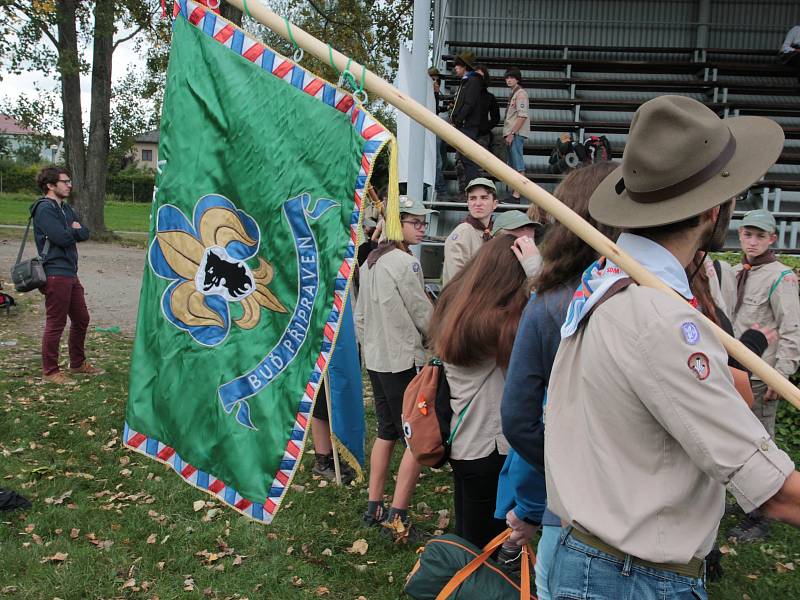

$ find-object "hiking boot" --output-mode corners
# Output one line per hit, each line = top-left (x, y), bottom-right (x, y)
(43, 371), (76, 385)
(727, 514), (771, 543)
(312, 454), (355, 485)
(70, 362), (105, 376)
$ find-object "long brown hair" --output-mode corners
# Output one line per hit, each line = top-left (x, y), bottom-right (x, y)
(532, 162), (621, 293)
(427, 234), (529, 369)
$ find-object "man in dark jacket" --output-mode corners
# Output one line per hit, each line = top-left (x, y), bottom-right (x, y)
(449, 51), (483, 195)
(474, 64), (501, 164)
(32, 166), (103, 384)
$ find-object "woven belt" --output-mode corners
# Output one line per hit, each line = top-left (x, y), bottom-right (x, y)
(570, 529), (705, 579)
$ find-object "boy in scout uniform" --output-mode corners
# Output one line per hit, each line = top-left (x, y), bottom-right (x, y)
(355, 196), (435, 532)
(725, 208), (800, 541)
(442, 177), (497, 284)
(503, 67), (530, 202)
(544, 96), (800, 599)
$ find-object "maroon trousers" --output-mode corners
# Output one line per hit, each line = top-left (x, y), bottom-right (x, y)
(40, 276), (90, 375)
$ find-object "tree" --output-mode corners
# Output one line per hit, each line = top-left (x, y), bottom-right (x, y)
(1, 1), (159, 235)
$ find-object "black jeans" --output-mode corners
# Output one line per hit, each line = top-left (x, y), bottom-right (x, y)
(449, 449), (507, 548)
(456, 126), (480, 194)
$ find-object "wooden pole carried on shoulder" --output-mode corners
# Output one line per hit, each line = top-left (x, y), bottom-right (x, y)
(224, 0), (800, 409)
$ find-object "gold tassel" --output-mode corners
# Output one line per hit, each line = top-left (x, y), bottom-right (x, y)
(384, 136), (403, 241)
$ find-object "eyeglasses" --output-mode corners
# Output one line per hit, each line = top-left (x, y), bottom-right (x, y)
(57, 178), (72, 185)
(401, 220), (428, 231)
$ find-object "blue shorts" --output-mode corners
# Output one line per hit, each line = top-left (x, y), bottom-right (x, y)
(507, 134), (525, 172)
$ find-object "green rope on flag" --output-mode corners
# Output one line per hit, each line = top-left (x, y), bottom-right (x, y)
(242, 0), (251, 19)
(283, 17), (303, 62)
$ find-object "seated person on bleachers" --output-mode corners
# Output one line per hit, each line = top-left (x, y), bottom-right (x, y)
(779, 24), (800, 75)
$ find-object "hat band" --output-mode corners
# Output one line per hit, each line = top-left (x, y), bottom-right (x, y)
(620, 133), (737, 204)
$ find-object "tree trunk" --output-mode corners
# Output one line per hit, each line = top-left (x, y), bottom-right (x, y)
(56, 0), (86, 210)
(83, 0), (116, 236)
(220, 4), (243, 26)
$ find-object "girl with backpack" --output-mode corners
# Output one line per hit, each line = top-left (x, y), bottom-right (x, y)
(426, 233), (536, 548)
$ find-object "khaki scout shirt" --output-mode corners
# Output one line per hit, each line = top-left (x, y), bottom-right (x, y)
(442, 222), (486, 285)
(446, 359), (510, 461)
(545, 285), (795, 563)
(354, 248), (431, 373)
(730, 261), (800, 380)
(502, 86), (530, 138)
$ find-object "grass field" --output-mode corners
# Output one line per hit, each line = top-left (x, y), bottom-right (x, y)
(0, 193), (151, 233)
(2, 295), (800, 599)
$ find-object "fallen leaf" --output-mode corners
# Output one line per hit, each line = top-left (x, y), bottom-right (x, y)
(776, 562), (795, 573)
(1, 587), (18, 594)
(436, 509), (450, 530)
(321, 548), (332, 556)
(291, 576), (304, 587)
(192, 500), (205, 512)
(120, 578), (136, 590)
(44, 490), (73, 505)
(346, 539), (369, 556)
(156, 561), (165, 571)
(315, 586), (330, 596)
(24, 524), (35, 534)
(40, 552), (68, 563)
(119, 468), (132, 477)
(183, 576), (195, 591)
(146, 534), (157, 544)
(232, 555), (244, 565)
(31, 534), (43, 545)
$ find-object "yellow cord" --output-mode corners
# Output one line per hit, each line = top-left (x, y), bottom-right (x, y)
(385, 136), (402, 242)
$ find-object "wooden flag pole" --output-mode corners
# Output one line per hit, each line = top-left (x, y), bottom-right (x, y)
(322, 373), (343, 486)
(223, 0), (800, 409)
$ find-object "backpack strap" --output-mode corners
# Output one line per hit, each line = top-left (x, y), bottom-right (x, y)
(584, 277), (635, 322)
(768, 269), (794, 301)
(14, 199), (50, 267)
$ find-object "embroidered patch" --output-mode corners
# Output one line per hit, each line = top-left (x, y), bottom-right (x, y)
(403, 421), (413, 439)
(688, 352), (710, 380)
(681, 322), (700, 345)
(412, 262), (420, 273)
(450, 233), (460, 241)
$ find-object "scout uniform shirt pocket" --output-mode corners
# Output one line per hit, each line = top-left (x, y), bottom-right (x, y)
(739, 287), (773, 326)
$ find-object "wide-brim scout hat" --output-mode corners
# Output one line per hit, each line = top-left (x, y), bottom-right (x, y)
(589, 95), (784, 228)
(492, 210), (542, 236)
(454, 51), (476, 70)
(465, 177), (497, 194)
(399, 195), (436, 216)
(740, 208), (777, 233)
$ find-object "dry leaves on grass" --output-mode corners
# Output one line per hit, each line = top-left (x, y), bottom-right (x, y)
(346, 539), (369, 556)
(40, 552), (68, 563)
(44, 490), (72, 505)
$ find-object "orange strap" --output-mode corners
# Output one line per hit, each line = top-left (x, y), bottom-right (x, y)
(436, 529), (511, 600)
(436, 529), (538, 600)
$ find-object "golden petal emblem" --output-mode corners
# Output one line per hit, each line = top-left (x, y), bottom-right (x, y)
(252, 256), (274, 285)
(156, 231), (205, 280)
(170, 281), (225, 328)
(254, 283), (287, 314)
(234, 294), (262, 330)
(199, 207), (257, 249)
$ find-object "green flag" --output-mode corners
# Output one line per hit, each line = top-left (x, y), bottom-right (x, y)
(124, 2), (392, 523)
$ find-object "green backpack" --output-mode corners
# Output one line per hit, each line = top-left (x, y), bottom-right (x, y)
(404, 531), (535, 600)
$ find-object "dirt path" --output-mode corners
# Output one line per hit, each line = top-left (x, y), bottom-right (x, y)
(0, 236), (146, 334)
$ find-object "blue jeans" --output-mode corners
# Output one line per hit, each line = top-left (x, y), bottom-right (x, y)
(507, 133), (525, 172)
(535, 525), (560, 600)
(550, 528), (707, 600)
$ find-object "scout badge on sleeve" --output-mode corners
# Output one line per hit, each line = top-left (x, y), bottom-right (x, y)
(124, 2), (398, 523)
(688, 352), (711, 381)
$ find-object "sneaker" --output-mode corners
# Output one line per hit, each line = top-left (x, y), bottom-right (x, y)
(43, 371), (76, 385)
(312, 454), (355, 485)
(727, 514), (771, 542)
(70, 362), (105, 375)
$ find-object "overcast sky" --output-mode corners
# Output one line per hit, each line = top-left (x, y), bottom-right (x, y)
(1, 30), (144, 135)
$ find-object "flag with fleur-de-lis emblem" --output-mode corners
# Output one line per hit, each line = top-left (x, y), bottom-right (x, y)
(124, 1), (389, 523)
